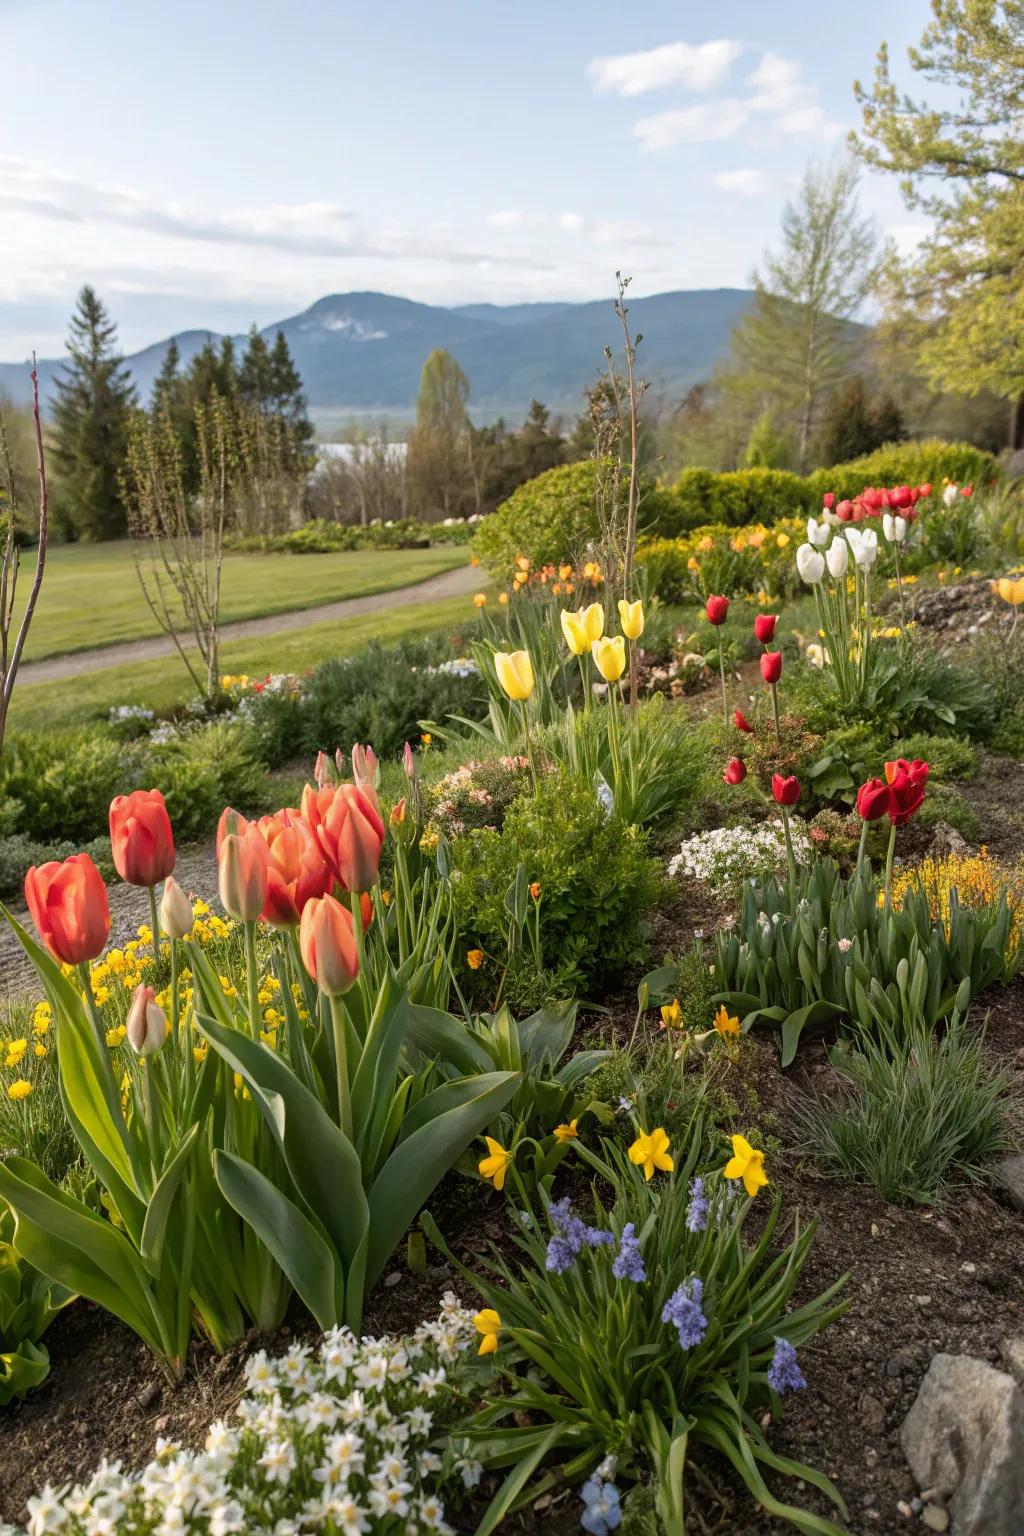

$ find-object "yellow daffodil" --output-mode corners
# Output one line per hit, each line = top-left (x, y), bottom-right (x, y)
(578, 602), (605, 643)
(995, 576), (1024, 606)
(493, 649), (534, 701)
(553, 1118), (579, 1143)
(473, 592), (488, 608)
(560, 609), (590, 656)
(7, 1080), (32, 1102)
(582, 561), (603, 583)
(687, 555), (700, 572)
(713, 1004), (740, 1037)
(591, 634), (626, 683)
(724, 1134), (768, 1197)
(618, 598), (644, 640)
(478, 1136), (513, 1191)
(466, 948), (484, 970)
(660, 999), (682, 1029)
(559, 563), (573, 581)
(474, 1308), (501, 1355)
(628, 1126), (674, 1181)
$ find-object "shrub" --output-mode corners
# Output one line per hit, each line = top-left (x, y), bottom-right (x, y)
(473, 460), (608, 579)
(668, 467), (814, 531)
(450, 771), (663, 1004)
(801, 1014), (1013, 1204)
(0, 832), (113, 901)
(152, 722), (268, 839)
(637, 520), (804, 603)
(805, 438), (999, 504)
(227, 515), (478, 553)
(425, 753), (535, 839)
(0, 728), (143, 843)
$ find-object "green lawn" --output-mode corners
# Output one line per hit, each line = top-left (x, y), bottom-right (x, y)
(9, 594), (485, 732)
(14, 541), (467, 661)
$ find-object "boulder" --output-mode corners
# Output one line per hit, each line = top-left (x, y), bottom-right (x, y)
(901, 1353), (1024, 1536)
(992, 1155), (1024, 1211)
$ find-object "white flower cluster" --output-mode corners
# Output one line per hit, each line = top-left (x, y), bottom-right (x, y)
(668, 820), (811, 887)
(107, 705), (155, 726)
(14, 1296), (483, 1536)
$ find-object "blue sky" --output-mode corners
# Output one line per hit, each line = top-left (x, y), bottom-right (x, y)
(0, 0), (935, 358)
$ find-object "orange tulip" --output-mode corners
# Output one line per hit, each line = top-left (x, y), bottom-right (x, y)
(255, 809), (331, 927)
(299, 893), (360, 996)
(301, 782), (385, 893)
(25, 854), (110, 966)
(217, 829), (269, 923)
(109, 788), (175, 887)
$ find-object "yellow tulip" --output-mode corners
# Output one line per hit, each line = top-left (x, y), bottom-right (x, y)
(478, 1136), (513, 1191)
(591, 634), (626, 683)
(577, 602), (605, 643)
(493, 650), (534, 701)
(560, 609), (590, 656)
(618, 599), (644, 640)
(473, 592), (488, 608)
(713, 1004), (740, 1037)
(660, 998), (682, 1029)
(723, 1133), (768, 1197)
(474, 1308), (501, 1356)
(559, 563), (573, 581)
(995, 576), (1024, 606)
(628, 1127), (673, 1181)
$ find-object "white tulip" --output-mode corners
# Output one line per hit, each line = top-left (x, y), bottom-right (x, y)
(943, 483), (958, 508)
(846, 527), (878, 568)
(826, 538), (849, 578)
(882, 513), (907, 544)
(126, 986), (168, 1057)
(795, 543), (826, 584)
(159, 876), (194, 940)
(805, 643), (830, 669)
(806, 517), (829, 547)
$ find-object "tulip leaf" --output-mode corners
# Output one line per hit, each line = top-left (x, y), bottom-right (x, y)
(405, 1004), (494, 1076)
(780, 1002), (846, 1069)
(140, 1123), (199, 1272)
(213, 1151), (341, 1331)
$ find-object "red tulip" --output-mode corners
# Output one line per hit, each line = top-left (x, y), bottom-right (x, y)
(301, 781), (385, 893)
(734, 708), (753, 733)
(822, 493), (835, 510)
(836, 499), (853, 521)
(754, 614), (777, 645)
(863, 488), (884, 511)
(705, 594), (730, 626)
(25, 854), (110, 966)
(299, 893), (360, 996)
(109, 789), (175, 887)
(217, 828), (268, 922)
(890, 485), (912, 509)
(723, 757), (747, 785)
(961, 485), (973, 498)
(884, 758), (929, 826)
(919, 483), (932, 499)
(856, 778), (892, 822)
(256, 809), (331, 927)
(760, 651), (783, 685)
(771, 774), (801, 806)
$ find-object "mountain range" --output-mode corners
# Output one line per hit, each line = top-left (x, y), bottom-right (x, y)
(0, 288), (753, 423)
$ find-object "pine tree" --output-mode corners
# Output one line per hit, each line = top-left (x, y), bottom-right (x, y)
(52, 286), (138, 540)
(239, 328), (313, 462)
(151, 337), (186, 424)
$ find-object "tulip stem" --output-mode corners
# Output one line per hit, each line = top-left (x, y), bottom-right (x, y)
(770, 680), (781, 750)
(244, 921), (260, 1039)
(893, 543), (907, 633)
(148, 885), (161, 956)
(77, 962), (106, 1048)
(780, 806), (798, 888)
(883, 820), (898, 912)
(855, 817), (870, 879)
(329, 994), (353, 1140)
(717, 632), (728, 728)
(520, 702), (538, 790)
(169, 938), (179, 1044)
(578, 654), (590, 713)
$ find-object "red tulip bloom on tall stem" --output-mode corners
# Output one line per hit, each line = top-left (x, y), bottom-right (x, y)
(706, 594), (730, 727)
(771, 773), (801, 884)
(760, 649), (783, 749)
(109, 788), (175, 948)
(854, 758), (929, 905)
(25, 854), (111, 1039)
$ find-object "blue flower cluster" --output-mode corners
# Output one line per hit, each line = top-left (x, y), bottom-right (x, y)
(661, 1276), (708, 1351)
(545, 1198), (614, 1275)
(579, 1475), (622, 1534)
(767, 1336), (806, 1394)
(611, 1222), (646, 1283)
(685, 1176), (709, 1232)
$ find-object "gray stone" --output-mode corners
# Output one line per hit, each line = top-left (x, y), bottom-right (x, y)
(901, 1354), (1024, 1536)
(991, 1156), (1024, 1211)
(999, 1337), (1024, 1387)
(922, 1508), (950, 1533)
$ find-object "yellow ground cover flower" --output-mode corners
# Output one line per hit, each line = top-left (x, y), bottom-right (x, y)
(7, 1080), (32, 1102)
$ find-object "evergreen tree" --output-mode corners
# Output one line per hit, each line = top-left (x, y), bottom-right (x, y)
(239, 328), (313, 461)
(52, 286), (137, 540)
(816, 378), (906, 466)
(743, 409), (793, 469)
(406, 349), (473, 518)
(237, 326), (275, 409)
(151, 337), (186, 423)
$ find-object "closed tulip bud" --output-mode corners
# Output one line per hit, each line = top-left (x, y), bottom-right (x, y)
(855, 778), (891, 822)
(159, 876), (194, 940)
(961, 485), (973, 498)
(25, 854), (110, 966)
(882, 513), (907, 544)
(389, 797), (407, 826)
(216, 805), (249, 854)
(109, 789), (175, 887)
(723, 756), (746, 785)
(299, 894), (359, 996)
(847, 527), (878, 568)
(806, 517), (829, 548)
(771, 773), (801, 807)
(617, 599), (644, 640)
(493, 649), (535, 701)
(919, 483), (932, 499)
(826, 538), (849, 578)
(578, 602), (605, 643)
(705, 594), (729, 625)
(835, 499), (853, 521)
(351, 743), (379, 789)
(796, 544), (825, 585)
(822, 492), (835, 510)
(591, 634), (626, 683)
(314, 751), (332, 789)
(753, 614), (777, 644)
(734, 708), (753, 733)
(760, 650), (782, 685)
(560, 609), (590, 656)
(334, 747), (346, 777)
(126, 985), (168, 1057)
(403, 741), (417, 781)
(218, 830), (268, 922)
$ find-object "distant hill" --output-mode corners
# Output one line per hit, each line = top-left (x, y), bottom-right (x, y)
(0, 287), (754, 422)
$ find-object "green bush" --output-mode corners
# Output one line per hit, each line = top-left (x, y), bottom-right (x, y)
(0, 833), (113, 900)
(805, 439), (999, 503)
(152, 722), (268, 839)
(472, 460), (608, 579)
(450, 771), (663, 1003)
(0, 728), (143, 843)
(667, 467), (814, 531)
(227, 516), (476, 554)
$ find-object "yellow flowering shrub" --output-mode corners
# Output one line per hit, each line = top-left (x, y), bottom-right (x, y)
(890, 848), (1024, 956)
(637, 518), (805, 604)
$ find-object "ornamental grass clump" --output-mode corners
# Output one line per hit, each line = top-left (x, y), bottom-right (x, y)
(424, 1121), (848, 1536)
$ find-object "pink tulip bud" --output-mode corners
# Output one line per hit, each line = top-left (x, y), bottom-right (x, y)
(314, 751), (332, 789)
(403, 741), (416, 781)
(126, 985), (168, 1056)
(334, 747), (346, 776)
(218, 830), (268, 922)
(299, 894), (360, 996)
(351, 743), (379, 789)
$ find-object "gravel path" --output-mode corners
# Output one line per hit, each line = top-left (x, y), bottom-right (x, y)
(18, 563), (479, 685)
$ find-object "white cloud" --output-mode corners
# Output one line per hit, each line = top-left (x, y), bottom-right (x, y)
(713, 168), (769, 196)
(633, 100), (750, 150)
(487, 209), (544, 229)
(486, 207), (668, 246)
(746, 51), (841, 139)
(559, 211), (585, 232)
(587, 39), (742, 96)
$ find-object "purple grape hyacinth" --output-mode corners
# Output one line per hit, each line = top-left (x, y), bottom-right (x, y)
(767, 1336), (806, 1394)
(661, 1276), (708, 1350)
(611, 1222), (646, 1283)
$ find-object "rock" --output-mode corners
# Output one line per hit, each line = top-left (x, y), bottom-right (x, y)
(887, 1355), (910, 1378)
(901, 1354), (1024, 1535)
(926, 823), (969, 860)
(860, 1392), (886, 1430)
(991, 1156), (1024, 1211)
(136, 1381), (161, 1410)
(922, 1507), (950, 1533)
(1000, 1337), (1024, 1387)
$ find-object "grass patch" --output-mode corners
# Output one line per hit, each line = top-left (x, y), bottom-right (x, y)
(9, 595), (484, 732)
(13, 541), (467, 661)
